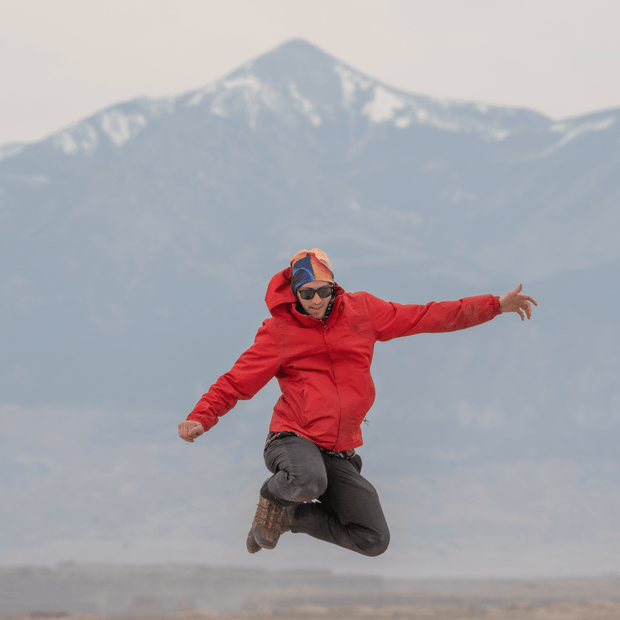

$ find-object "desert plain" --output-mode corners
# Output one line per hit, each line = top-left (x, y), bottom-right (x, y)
(3, 575), (620, 620)
(2, 603), (620, 620)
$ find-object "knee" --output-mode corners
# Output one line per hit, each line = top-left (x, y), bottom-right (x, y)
(288, 471), (328, 502)
(358, 529), (390, 557)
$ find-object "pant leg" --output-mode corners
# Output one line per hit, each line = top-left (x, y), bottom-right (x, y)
(293, 453), (390, 557)
(261, 434), (329, 505)
(261, 434), (390, 557)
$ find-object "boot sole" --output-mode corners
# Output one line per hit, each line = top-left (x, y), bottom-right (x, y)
(252, 525), (279, 550)
(246, 529), (262, 554)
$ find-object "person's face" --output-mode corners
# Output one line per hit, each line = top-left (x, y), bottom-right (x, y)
(296, 280), (333, 320)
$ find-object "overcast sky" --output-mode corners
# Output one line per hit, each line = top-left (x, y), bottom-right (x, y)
(1, 0), (620, 146)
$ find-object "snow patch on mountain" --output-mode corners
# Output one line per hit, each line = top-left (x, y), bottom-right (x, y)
(141, 97), (176, 116)
(331, 63), (527, 139)
(288, 82), (322, 126)
(363, 86), (406, 123)
(0, 143), (26, 162)
(209, 73), (282, 127)
(334, 64), (373, 109)
(54, 122), (99, 155)
(185, 83), (218, 106)
(224, 74), (263, 93)
(100, 111), (148, 147)
(541, 115), (616, 157)
(210, 94), (230, 119)
(487, 128), (511, 141)
(47, 98), (176, 156)
(51, 109), (158, 155)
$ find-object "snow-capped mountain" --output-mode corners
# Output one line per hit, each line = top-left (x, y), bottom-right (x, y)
(177, 39), (550, 139)
(5, 40), (616, 288)
(1, 39), (619, 578)
(38, 39), (551, 161)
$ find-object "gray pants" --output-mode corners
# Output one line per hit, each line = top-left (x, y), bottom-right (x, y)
(260, 433), (390, 557)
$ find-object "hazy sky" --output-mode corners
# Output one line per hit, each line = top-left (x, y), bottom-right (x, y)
(1, 0), (620, 146)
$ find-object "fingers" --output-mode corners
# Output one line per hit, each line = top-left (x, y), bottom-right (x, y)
(520, 295), (536, 319)
(179, 428), (194, 442)
(502, 284), (537, 319)
(178, 421), (205, 442)
(517, 292), (537, 306)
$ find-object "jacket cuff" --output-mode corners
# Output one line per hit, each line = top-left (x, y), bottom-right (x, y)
(492, 295), (501, 315)
(187, 412), (218, 432)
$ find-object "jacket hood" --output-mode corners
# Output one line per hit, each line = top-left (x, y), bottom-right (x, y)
(265, 268), (344, 323)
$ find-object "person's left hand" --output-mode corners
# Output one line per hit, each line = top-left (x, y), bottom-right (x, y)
(499, 284), (537, 320)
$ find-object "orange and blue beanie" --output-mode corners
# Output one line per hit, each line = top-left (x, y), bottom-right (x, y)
(290, 248), (334, 292)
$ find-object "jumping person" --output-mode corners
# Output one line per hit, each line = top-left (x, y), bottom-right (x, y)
(178, 248), (537, 557)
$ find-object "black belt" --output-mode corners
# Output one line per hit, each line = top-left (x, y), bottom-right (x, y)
(264, 431), (356, 459)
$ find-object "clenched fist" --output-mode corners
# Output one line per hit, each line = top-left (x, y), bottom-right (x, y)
(178, 420), (205, 442)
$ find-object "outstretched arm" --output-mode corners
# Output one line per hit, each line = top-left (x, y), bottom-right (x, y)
(177, 320), (281, 442)
(499, 284), (537, 320)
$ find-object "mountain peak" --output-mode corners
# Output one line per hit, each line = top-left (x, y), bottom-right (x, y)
(226, 38), (345, 100)
(251, 38), (336, 72)
(270, 38), (330, 56)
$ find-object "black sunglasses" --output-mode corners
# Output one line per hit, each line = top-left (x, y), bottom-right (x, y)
(297, 285), (334, 300)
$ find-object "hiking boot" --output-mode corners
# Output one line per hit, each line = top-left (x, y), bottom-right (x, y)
(246, 528), (262, 554)
(247, 495), (293, 552)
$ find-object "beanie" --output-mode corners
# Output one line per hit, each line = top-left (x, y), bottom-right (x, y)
(290, 248), (334, 292)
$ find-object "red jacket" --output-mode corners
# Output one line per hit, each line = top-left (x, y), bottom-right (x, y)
(188, 268), (501, 452)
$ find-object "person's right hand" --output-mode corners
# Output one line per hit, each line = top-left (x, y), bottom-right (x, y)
(178, 420), (205, 442)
